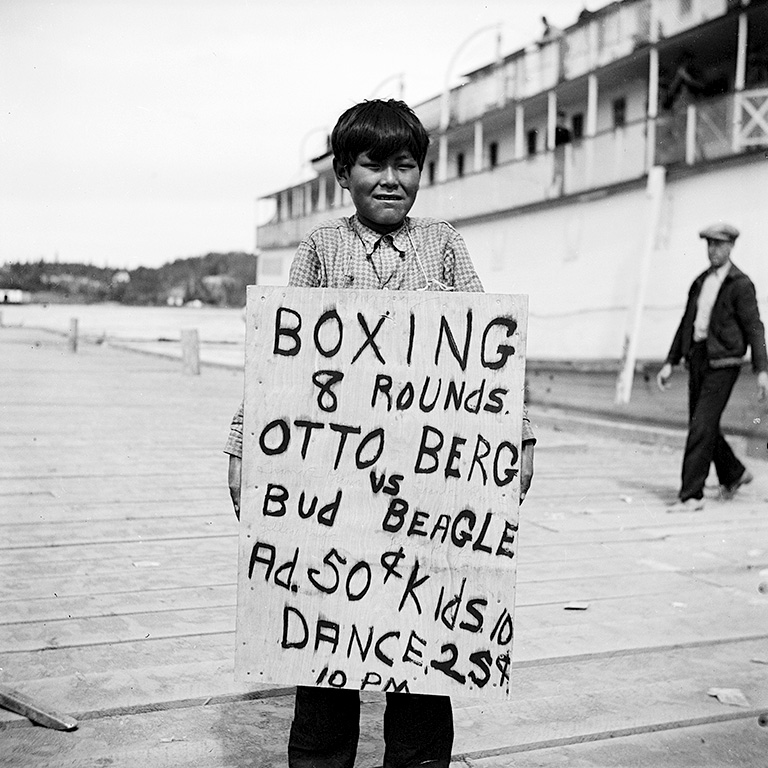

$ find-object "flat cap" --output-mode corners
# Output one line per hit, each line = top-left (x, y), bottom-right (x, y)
(699, 222), (740, 242)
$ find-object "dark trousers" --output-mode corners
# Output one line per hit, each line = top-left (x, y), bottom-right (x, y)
(287, 686), (453, 768)
(680, 342), (744, 500)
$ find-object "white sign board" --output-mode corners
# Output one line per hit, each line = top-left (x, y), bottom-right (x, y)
(236, 286), (528, 700)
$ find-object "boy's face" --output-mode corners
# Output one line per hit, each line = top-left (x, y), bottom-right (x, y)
(335, 149), (421, 234)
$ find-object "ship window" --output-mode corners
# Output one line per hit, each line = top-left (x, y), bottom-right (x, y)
(572, 113), (584, 139)
(456, 153), (465, 178)
(527, 128), (538, 155)
(428, 161), (436, 185)
(612, 97), (626, 128)
(489, 141), (499, 168)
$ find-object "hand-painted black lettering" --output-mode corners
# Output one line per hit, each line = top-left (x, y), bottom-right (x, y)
(307, 548), (346, 594)
(281, 605), (308, 649)
(490, 609), (514, 646)
(407, 509), (429, 537)
(463, 380), (485, 414)
(418, 376), (442, 412)
(374, 631), (400, 667)
(259, 419), (290, 455)
(311, 370), (344, 413)
(445, 436), (467, 479)
(360, 671), (382, 690)
(371, 374), (392, 410)
(346, 560), (372, 601)
(483, 387), (507, 414)
(383, 474), (403, 496)
(414, 425), (443, 474)
(328, 669), (347, 688)
(382, 498), (408, 533)
(248, 542), (275, 580)
(395, 382), (414, 410)
(451, 510), (475, 548)
(468, 650), (492, 688)
(347, 625), (374, 662)
(294, 419), (325, 458)
(459, 598), (487, 633)
(472, 512), (494, 553)
(317, 489), (343, 526)
(371, 471), (403, 496)
(380, 548), (406, 583)
(406, 312), (416, 366)
(329, 423), (362, 470)
(430, 514), (451, 543)
(434, 311), (473, 372)
(398, 559), (429, 615)
(370, 470), (386, 494)
(296, 488), (341, 526)
(263, 484), (288, 517)
(430, 643), (466, 684)
(496, 651), (511, 686)
(383, 678), (410, 693)
(444, 380), (465, 411)
(402, 630), (427, 666)
(481, 316), (517, 370)
(493, 441), (519, 487)
(313, 309), (343, 358)
(315, 619), (340, 653)
(355, 427), (385, 469)
(495, 519), (518, 558)
(273, 307), (302, 357)
(467, 434), (490, 486)
(439, 577), (467, 630)
(274, 547), (299, 590)
(352, 312), (386, 364)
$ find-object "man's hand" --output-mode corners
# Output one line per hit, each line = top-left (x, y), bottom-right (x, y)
(656, 362), (673, 391)
(228, 454), (242, 520)
(520, 442), (534, 504)
(758, 371), (768, 402)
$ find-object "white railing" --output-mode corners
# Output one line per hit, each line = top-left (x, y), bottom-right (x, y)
(735, 88), (768, 149)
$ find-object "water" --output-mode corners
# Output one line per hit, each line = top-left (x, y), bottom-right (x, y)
(1, 302), (247, 367)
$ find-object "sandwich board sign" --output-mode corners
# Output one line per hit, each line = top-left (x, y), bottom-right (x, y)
(236, 286), (528, 700)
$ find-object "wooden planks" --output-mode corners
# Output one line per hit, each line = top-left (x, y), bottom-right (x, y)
(2, 325), (768, 766)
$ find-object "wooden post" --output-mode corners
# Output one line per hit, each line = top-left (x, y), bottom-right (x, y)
(68, 318), (78, 353)
(685, 104), (697, 165)
(473, 120), (484, 172)
(732, 12), (748, 153)
(615, 166), (666, 405)
(514, 103), (525, 159)
(181, 329), (201, 375)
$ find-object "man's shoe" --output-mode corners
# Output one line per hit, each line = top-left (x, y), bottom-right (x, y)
(667, 497), (705, 513)
(721, 469), (754, 500)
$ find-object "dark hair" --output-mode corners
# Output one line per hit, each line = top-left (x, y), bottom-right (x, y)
(331, 99), (430, 171)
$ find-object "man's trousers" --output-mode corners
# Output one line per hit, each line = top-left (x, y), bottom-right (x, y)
(287, 685), (453, 768)
(680, 342), (745, 501)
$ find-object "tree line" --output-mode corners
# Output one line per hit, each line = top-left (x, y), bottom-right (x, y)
(0, 252), (257, 306)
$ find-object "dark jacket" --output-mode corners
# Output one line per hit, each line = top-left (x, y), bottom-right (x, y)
(666, 262), (768, 373)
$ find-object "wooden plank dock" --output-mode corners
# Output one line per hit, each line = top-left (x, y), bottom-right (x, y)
(1, 325), (767, 767)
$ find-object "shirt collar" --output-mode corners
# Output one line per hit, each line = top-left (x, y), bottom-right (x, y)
(350, 215), (410, 256)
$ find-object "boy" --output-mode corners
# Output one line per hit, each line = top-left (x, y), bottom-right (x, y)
(225, 99), (535, 768)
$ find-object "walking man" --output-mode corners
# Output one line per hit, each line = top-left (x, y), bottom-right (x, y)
(657, 223), (768, 511)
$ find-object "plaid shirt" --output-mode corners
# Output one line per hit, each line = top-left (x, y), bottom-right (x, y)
(225, 215), (534, 456)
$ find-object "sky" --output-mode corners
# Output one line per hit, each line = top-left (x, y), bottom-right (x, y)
(1, 0), (603, 269)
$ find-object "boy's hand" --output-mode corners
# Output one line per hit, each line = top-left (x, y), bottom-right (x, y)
(228, 455), (242, 520)
(520, 442), (534, 504)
